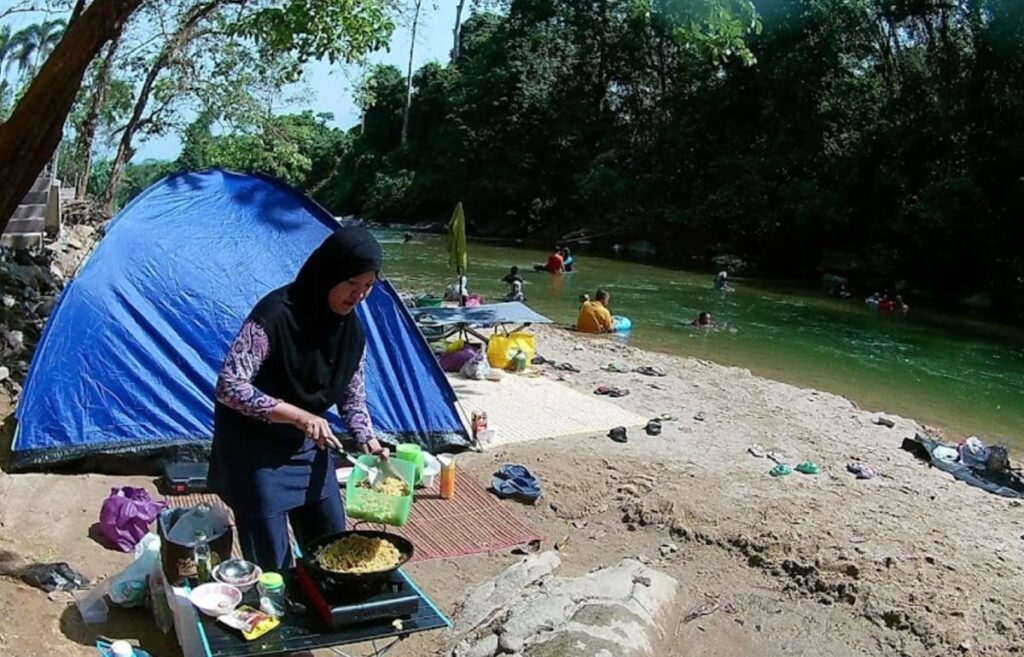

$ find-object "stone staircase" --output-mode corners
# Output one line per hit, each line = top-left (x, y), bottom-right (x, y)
(2, 170), (63, 248)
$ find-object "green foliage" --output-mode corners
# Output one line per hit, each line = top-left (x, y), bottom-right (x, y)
(104, 0), (1024, 315)
(241, 0), (396, 66)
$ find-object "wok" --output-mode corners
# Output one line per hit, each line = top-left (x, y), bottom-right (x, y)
(301, 529), (414, 587)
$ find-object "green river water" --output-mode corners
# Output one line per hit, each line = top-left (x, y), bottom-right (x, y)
(378, 232), (1024, 444)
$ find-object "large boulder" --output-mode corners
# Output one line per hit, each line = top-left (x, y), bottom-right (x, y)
(451, 553), (678, 657)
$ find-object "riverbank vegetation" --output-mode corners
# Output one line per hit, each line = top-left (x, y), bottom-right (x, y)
(6, 1), (1024, 317)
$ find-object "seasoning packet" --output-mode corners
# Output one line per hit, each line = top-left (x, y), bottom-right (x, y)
(217, 604), (280, 640)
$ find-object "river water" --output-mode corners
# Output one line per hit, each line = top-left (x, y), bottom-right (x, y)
(379, 232), (1024, 444)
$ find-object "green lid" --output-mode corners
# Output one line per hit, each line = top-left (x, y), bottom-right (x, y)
(260, 572), (284, 590)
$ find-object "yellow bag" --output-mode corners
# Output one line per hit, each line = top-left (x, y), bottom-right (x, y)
(486, 332), (536, 370)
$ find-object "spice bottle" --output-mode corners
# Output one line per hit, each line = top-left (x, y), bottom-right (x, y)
(258, 572), (286, 618)
(193, 529), (212, 584)
(439, 455), (456, 499)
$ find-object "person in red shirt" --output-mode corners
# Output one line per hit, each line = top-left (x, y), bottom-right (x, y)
(546, 248), (565, 273)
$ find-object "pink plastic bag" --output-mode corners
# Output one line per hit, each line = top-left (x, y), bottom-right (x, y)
(99, 487), (166, 552)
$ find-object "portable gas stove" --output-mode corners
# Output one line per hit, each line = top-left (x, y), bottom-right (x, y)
(294, 562), (421, 629)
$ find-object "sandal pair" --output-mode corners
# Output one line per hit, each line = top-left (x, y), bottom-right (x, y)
(594, 385), (629, 398)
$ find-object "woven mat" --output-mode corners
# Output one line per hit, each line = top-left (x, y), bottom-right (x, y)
(165, 470), (541, 562)
(448, 373), (648, 447)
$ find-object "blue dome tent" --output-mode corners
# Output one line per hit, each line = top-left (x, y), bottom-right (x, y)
(9, 169), (470, 471)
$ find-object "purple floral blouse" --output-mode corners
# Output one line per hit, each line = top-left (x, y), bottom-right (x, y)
(215, 319), (375, 444)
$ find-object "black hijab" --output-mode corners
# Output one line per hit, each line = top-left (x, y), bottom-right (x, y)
(248, 227), (383, 413)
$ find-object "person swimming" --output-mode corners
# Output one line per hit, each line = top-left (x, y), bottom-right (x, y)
(501, 266), (524, 286)
(503, 280), (525, 302)
(690, 311), (715, 328)
(402, 232), (414, 243)
(714, 270), (732, 291)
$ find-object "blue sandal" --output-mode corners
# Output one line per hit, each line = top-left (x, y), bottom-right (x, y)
(498, 464), (536, 481)
(491, 476), (541, 503)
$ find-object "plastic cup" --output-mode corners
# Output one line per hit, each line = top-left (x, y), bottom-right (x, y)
(395, 443), (424, 485)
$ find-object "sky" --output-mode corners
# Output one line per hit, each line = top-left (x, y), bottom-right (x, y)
(0, 0), (459, 160)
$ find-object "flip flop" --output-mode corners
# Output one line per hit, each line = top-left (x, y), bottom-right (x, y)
(498, 464), (536, 482)
(531, 355), (553, 365)
(555, 362), (581, 373)
(769, 464), (792, 477)
(645, 419), (662, 436)
(491, 476), (542, 503)
(766, 448), (791, 465)
(594, 385), (630, 398)
(846, 462), (876, 479)
(795, 461), (821, 475)
(608, 426), (628, 443)
(748, 444), (767, 458)
(634, 366), (666, 377)
(601, 362), (630, 373)
(658, 413), (679, 421)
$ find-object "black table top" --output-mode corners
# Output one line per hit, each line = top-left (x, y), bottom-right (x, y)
(190, 569), (449, 657)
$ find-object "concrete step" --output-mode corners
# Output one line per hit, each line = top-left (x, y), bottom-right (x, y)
(0, 230), (44, 248)
(5, 217), (45, 233)
(22, 190), (48, 205)
(9, 204), (46, 220)
(29, 175), (51, 193)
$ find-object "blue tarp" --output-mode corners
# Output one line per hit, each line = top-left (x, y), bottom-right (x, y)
(10, 169), (469, 471)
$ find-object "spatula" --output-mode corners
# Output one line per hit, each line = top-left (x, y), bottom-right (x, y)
(343, 453), (382, 489)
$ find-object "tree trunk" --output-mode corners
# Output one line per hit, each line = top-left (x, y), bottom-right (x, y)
(400, 0), (423, 146)
(0, 0), (144, 235)
(101, 0), (223, 213)
(75, 37), (120, 199)
(452, 0), (466, 61)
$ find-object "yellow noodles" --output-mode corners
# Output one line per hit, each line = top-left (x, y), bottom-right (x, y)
(314, 535), (403, 574)
(356, 476), (409, 497)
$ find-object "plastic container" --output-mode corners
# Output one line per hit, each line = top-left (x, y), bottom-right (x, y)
(110, 641), (135, 657)
(421, 454), (441, 489)
(477, 428), (496, 446)
(439, 454), (456, 499)
(346, 455), (416, 527)
(258, 572), (286, 618)
(395, 443), (425, 486)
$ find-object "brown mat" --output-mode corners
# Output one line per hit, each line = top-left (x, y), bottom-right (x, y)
(165, 471), (542, 563)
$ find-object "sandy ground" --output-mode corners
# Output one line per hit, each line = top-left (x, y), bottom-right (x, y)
(2, 325), (1023, 657)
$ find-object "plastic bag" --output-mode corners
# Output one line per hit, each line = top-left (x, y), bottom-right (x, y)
(21, 562), (89, 592)
(460, 351), (491, 380)
(109, 532), (161, 608)
(100, 487), (166, 552)
(486, 332), (536, 370)
(148, 569), (174, 633)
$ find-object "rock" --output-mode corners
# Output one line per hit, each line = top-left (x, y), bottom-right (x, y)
(0, 366), (8, 382)
(455, 634), (499, 657)
(1, 295), (14, 309)
(453, 551), (562, 635)
(873, 415), (895, 428)
(659, 542), (679, 557)
(624, 241), (657, 259)
(711, 254), (748, 274)
(962, 292), (993, 310)
(498, 633), (524, 654)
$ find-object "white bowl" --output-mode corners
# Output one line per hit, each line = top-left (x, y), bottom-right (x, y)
(189, 582), (242, 617)
(213, 561), (262, 592)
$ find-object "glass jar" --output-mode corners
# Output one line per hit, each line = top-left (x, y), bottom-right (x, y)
(258, 572), (286, 618)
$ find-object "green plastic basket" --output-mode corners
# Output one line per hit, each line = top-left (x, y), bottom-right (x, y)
(345, 455), (416, 527)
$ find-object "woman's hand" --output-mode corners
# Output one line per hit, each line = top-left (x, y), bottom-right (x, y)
(294, 410), (342, 451)
(361, 438), (390, 460)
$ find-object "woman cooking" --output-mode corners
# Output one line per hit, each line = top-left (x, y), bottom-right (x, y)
(209, 227), (390, 571)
